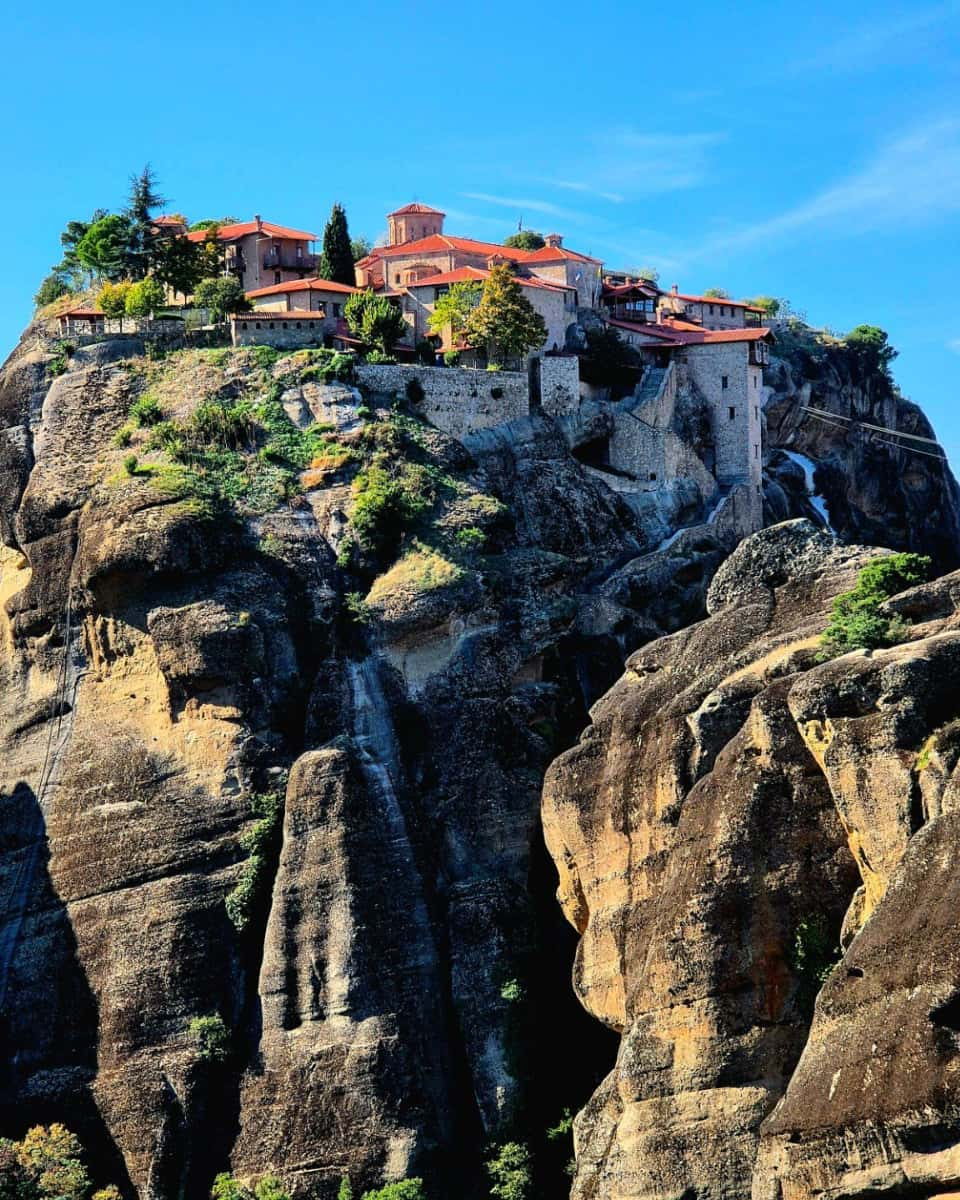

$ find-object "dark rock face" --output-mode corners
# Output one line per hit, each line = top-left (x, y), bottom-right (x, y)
(764, 338), (960, 567)
(544, 520), (960, 1199)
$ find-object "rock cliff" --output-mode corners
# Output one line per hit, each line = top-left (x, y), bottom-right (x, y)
(1, 320), (959, 1200)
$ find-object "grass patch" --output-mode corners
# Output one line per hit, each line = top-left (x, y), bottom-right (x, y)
(366, 545), (465, 607)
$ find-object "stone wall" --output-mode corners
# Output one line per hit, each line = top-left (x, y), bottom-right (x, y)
(355, 363), (530, 439)
(230, 315), (329, 349)
(539, 356), (581, 417)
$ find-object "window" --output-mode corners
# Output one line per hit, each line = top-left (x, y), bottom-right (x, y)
(274, 272), (281, 285)
(333, 304), (341, 317)
(754, 406), (759, 420)
(754, 443), (759, 458)
(708, 304), (714, 314)
(728, 406), (736, 420)
(395, 273), (401, 284)
(255, 322), (262, 329)
(721, 375), (729, 389)
(753, 374), (758, 387)
(649, 472), (657, 481)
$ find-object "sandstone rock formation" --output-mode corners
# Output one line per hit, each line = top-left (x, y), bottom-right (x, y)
(544, 520), (960, 1199)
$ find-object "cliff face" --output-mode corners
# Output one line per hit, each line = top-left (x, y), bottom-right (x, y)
(764, 332), (960, 567)
(3, 319), (960, 1200)
(543, 522), (960, 1199)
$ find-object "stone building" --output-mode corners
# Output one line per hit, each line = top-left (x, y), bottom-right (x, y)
(403, 265), (576, 351)
(246, 277), (358, 335)
(186, 217), (319, 292)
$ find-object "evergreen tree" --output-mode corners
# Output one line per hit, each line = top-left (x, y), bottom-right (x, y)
(56, 209), (107, 287)
(338, 1178), (354, 1200)
(344, 290), (407, 356)
(464, 264), (547, 365)
(319, 203), (356, 285)
(124, 164), (166, 279)
(33, 273), (71, 310)
(351, 235), (372, 262)
(156, 235), (203, 301)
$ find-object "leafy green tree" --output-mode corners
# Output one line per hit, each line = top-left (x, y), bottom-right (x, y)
(360, 1181), (426, 1200)
(503, 230), (545, 251)
(197, 226), (227, 281)
(631, 265), (660, 284)
(485, 1142), (532, 1200)
(844, 324), (898, 377)
(702, 287), (730, 299)
(465, 264), (547, 365)
(194, 277), (250, 323)
(338, 1178), (354, 1200)
(92, 1188), (123, 1200)
(156, 236), (203, 301)
(427, 280), (482, 344)
(0, 1139), (37, 1200)
(33, 273), (71, 310)
(746, 296), (780, 316)
(211, 1173), (253, 1200)
(344, 290), (407, 356)
(821, 552), (931, 655)
(190, 219), (221, 232)
(124, 164), (166, 279)
(56, 209), (108, 287)
(16, 1125), (90, 1200)
(98, 281), (134, 329)
(253, 1176), (290, 1200)
(125, 276), (166, 318)
(351, 235), (373, 262)
(319, 203), (355, 286)
(76, 214), (133, 281)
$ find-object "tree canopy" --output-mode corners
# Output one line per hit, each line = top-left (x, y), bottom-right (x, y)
(0, 1124), (93, 1200)
(345, 290), (407, 356)
(351, 236), (373, 262)
(194, 277), (250, 323)
(844, 324), (898, 376)
(33, 273), (71, 310)
(319, 203), (356, 286)
(427, 281), (482, 344)
(503, 230), (545, 251)
(155, 235), (204, 300)
(125, 276), (166, 318)
(702, 287), (731, 299)
(464, 264), (547, 364)
(124, 164), (165, 279)
(75, 215), (133, 281)
(746, 295), (780, 316)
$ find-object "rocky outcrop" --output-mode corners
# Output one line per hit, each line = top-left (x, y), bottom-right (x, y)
(544, 520), (960, 1200)
(765, 335), (960, 566)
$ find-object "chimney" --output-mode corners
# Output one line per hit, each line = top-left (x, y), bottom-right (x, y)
(671, 283), (679, 295)
(255, 214), (263, 231)
(544, 232), (563, 248)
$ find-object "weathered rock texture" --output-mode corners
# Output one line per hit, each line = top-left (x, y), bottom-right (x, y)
(544, 520), (960, 1200)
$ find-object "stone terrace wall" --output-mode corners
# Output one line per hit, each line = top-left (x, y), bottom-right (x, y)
(539, 355), (581, 417)
(355, 364), (530, 440)
(231, 315), (330, 350)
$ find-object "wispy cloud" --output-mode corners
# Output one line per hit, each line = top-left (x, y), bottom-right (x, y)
(685, 117), (960, 261)
(587, 130), (726, 195)
(948, 338), (960, 354)
(533, 177), (626, 204)
(788, 1), (959, 73)
(461, 192), (590, 223)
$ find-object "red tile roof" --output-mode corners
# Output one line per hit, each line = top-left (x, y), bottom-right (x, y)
(186, 219), (317, 244)
(404, 266), (573, 293)
(376, 234), (536, 261)
(154, 215), (186, 227)
(233, 311), (328, 321)
(389, 202), (445, 216)
(59, 308), (104, 319)
(524, 245), (602, 264)
(607, 318), (772, 346)
(673, 293), (764, 311)
(246, 276), (358, 298)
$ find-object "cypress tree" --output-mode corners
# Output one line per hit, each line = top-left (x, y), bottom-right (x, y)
(319, 203), (356, 286)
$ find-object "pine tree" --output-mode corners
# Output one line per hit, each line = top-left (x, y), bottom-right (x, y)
(319, 203), (356, 286)
(464, 264), (547, 366)
(125, 164), (166, 279)
(337, 1177), (354, 1200)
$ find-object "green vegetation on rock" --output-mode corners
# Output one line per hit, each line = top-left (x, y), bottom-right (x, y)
(821, 552), (931, 655)
(188, 1014), (232, 1064)
(485, 1141), (533, 1200)
(360, 1180), (426, 1200)
(225, 790), (284, 933)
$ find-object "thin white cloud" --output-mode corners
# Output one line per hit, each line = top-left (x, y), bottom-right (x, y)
(461, 192), (590, 223)
(789, 1), (959, 73)
(685, 117), (960, 261)
(587, 130), (727, 195)
(535, 177), (626, 204)
(948, 338), (960, 354)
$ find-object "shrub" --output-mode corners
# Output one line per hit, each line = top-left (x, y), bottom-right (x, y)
(125, 276), (166, 318)
(344, 591), (372, 625)
(790, 915), (839, 1017)
(486, 363), (502, 372)
(454, 526), (486, 551)
(360, 1181), (426, 1200)
(486, 1142), (532, 1200)
(8, 1124), (91, 1200)
(130, 393), (163, 427)
(123, 453), (139, 476)
(225, 791), (284, 933)
(364, 350), (397, 365)
(338, 1178), (354, 1200)
(112, 425), (134, 448)
(188, 1014), (231, 1063)
(366, 547), (465, 607)
(821, 552), (931, 655)
(443, 350), (460, 367)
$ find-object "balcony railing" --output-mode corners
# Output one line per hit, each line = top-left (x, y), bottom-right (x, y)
(261, 251), (318, 272)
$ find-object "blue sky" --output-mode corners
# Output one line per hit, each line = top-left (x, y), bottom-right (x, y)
(3, 0), (959, 461)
